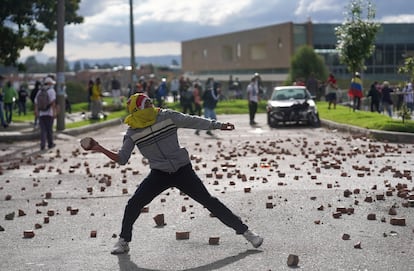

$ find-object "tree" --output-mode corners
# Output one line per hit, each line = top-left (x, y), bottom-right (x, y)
(335, 0), (380, 74)
(398, 57), (414, 81)
(171, 59), (179, 66)
(24, 56), (42, 73)
(73, 60), (82, 72)
(397, 55), (414, 123)
(288, 45), (328, 85)
(0, 0), (83, 67)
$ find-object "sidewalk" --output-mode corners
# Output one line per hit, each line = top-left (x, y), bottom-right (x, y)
(0, 112), (122, 142)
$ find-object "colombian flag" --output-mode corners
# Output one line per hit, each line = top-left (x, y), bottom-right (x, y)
(348, 77), (363, 98)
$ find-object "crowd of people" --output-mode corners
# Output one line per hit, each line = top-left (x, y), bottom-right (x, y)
(346, 72), (414, 117)
(304, 72), (414, 118)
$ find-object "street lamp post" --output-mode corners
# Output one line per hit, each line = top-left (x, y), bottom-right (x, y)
(56, 0), (65, 131)
(129, 0), (136, 89)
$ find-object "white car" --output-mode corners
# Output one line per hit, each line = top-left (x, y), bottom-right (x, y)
(266, 86), (320, 127)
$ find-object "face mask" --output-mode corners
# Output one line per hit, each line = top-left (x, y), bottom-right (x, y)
(124, 107), (159, 128)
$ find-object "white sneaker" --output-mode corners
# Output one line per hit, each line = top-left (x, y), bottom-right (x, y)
(243, 230), (263, 248)
(111, 238), (130, 254)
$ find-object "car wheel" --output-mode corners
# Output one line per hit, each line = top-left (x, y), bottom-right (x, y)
(308, 112), (320, 127)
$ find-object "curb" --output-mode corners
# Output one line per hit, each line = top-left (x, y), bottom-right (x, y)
(321, 119), (414, 144)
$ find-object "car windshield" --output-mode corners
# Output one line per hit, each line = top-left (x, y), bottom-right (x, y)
(271, 88), (307, 101)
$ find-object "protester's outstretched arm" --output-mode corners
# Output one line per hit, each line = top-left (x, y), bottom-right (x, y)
(82, 137), (120, 163)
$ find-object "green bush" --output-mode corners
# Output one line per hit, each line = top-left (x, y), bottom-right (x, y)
(66, 81), (88, 104)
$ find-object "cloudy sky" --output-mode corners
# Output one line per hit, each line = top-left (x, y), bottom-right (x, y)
(20, 0), (414, 62)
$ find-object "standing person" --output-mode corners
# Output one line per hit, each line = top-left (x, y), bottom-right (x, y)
(246, 76), (259, 125)
(193, 82), (203, 135)
(3, 80), (17, 124)
(155, 78), (168, 107)
(35, 77), (56, 150)
(231, 77), (243, 99)
(306, 72), (319, 98)
(146, 76), (156, 99)
(62, 84), (71, 114)
(235, 77), (243, 99)
(170, 76), (179, 102)
(381, 81), (394, 117)
(325, 73), (338, 109)
(348, 72), (363, 111)
(111, 76), (122, 109)
(203, 77), (220, 136)
(18, 84), (28, 116)
(396, 87), (404, 111)
(403, 81), (414, 113)
(367, 81), (381, 113)
(178, 76), (187, 100)
(193, 81), (202, 117)
(139, 76), (147, 95)
(180, 81), (194, 115)
(87, 79), (94, 111)
(81, 93), (263, 255)
(254, 73), (265, 99)
(0, 77), (8, 128)
(30, 80), (41, 128)
(90, 78), (103, 119)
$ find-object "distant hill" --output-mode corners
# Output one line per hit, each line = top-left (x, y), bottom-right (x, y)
(19, 53), (181, 69)
(72, 55), (181, 68)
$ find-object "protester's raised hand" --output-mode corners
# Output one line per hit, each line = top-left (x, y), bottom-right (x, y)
(80, 137), (97, 150)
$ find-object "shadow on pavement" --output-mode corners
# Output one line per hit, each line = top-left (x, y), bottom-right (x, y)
(117, 249), (263, 271)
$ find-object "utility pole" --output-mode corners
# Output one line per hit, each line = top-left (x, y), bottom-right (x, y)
(129, 0), (136, 89)
(56, 0), (65, 130)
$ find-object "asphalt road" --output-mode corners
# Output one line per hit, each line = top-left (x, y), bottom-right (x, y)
(0, 113), (413, 271)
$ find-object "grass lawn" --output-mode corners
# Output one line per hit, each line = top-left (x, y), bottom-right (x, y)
(317, 101), (414, 133)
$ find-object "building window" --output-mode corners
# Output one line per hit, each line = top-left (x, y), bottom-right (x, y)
(237, 43), (241, 58)
(203, 49), (208, 59)
(250, 43), (266, 60)
(375, 47), (383, 65)
(222, 45), (233, 62)
(384, 44), (395, 66)
(277, 38), (283, 49)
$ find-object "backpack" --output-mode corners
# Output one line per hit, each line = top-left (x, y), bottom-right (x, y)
(37, 89), (50, 111)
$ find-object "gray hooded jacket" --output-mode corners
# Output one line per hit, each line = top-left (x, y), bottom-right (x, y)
(118, 109), (222, 173)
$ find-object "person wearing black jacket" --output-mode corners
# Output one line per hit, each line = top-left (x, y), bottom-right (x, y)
(381, 81), (394, 117)
(202, 78), (220, 136)
(367, 81), (381, 113)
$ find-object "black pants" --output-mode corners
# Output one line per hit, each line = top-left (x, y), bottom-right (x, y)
(371, 101), (380, 113)
(248, 101), (258, 123)
(181, 103), (194, 115)
(39, 115), (54, 149)
(120, 163), (248, 242)
(353, 97), (361, 111)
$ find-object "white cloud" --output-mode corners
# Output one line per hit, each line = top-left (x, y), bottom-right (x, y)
(17, 0), (414, 62)
(295, 0), (342, 17)
(134, 0), (252, 26)
(20, 40), (181, 61)
(380, 14), (414, 23)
